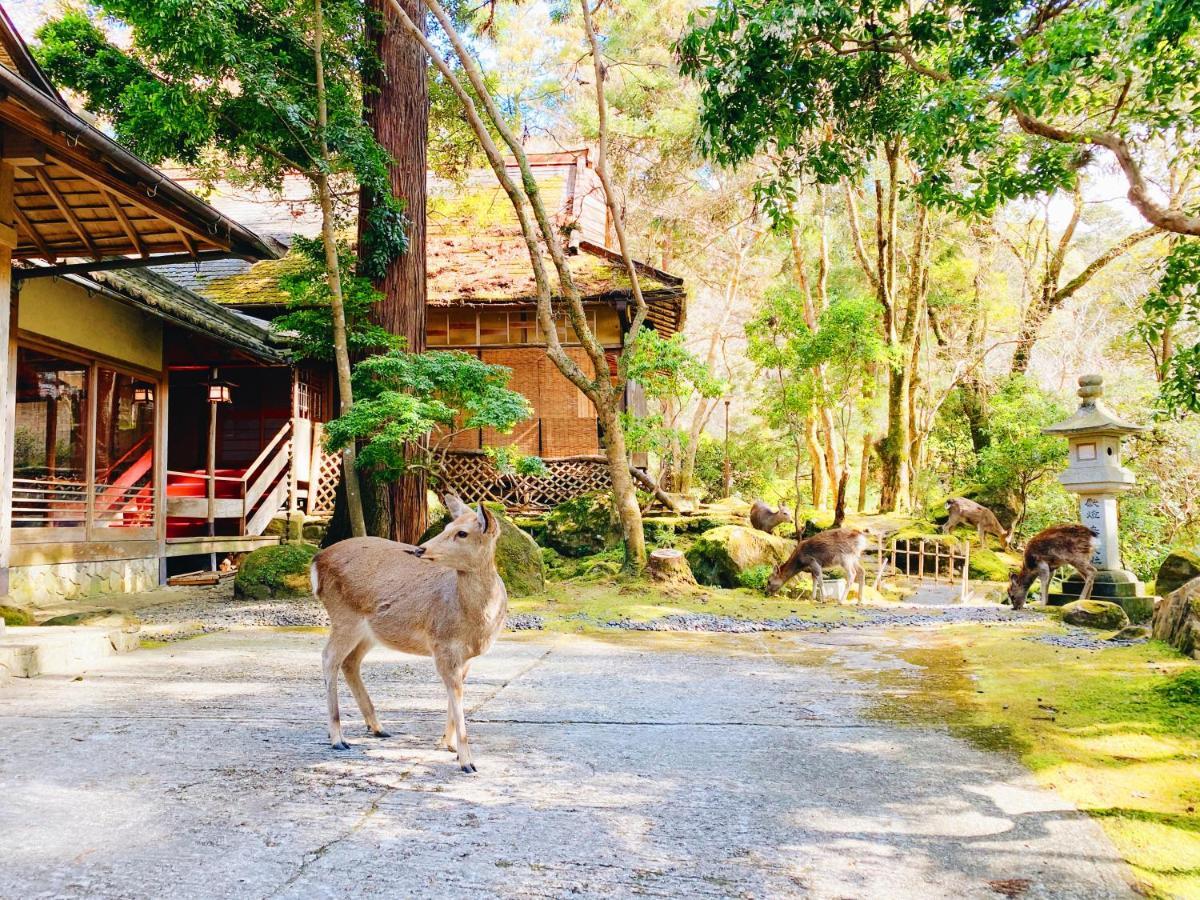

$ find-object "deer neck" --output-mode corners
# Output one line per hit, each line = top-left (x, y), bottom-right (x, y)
(455, 566), (502, 609)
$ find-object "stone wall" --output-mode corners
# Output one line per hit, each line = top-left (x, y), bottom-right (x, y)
(7, 558), (158, 608)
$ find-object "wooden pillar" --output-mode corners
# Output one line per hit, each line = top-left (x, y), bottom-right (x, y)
(155, 375), (169, 585)
(286, 369), (302, 543)
(0, 159), (16, 601)
(206, 397), (218, 571)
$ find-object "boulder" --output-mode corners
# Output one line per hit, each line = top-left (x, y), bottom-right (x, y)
(234, 544), (319, 600)
(543, 492), (622, 558)
(0, 605), (35, 627)
(1152, 576), (1200, 659)
(686, 525), (795, 588)
(1156, 549), (1200, 597)
(1107, 625), (1150, 642)
(1062, 599), (1130, 631)
(422, 505), (545, 597)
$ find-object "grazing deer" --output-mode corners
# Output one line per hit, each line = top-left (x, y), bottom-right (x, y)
(1007, 523), (1098, 610)
(310, 494), (506, 773)
(942, 497), (1012, 550)
(750, 499), (793, 535)
(766, 527), (869, 602)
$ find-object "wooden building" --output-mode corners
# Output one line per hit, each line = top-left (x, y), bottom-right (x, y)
(172, 151), (688, 507)
(0, 9), (315, 606)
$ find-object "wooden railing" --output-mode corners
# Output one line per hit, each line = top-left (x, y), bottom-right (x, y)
(167, 421), (293, 536)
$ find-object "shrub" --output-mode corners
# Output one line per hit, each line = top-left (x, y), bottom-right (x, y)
(234, 544), (318, 600)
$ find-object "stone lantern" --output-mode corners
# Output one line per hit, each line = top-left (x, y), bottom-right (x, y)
(1042, 374), (1150, 615)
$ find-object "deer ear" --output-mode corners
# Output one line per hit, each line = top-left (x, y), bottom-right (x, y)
(444, 493), (470, 518)
(477, 503), (497, 535)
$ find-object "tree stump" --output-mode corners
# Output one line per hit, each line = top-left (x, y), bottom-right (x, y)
(648, 548), (696, 584)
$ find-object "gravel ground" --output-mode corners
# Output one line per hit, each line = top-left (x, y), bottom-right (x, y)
(608, 605), (1043, 634)
(1030, 626), (1149, 650)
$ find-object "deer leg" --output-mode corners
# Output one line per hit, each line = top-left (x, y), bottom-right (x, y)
(1077, 563), (1097, 601)
(341, 638), (387, 738)
(809, 561), (824, 603)
(1037, 562), (1052, 607)
(436, 655), (475, 774)
(977, 523), (986, 548)
(322, 628), (361, 750)
(438, 661), (472, 752)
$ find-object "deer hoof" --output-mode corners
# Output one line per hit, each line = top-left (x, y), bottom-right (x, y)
(461, 763), (478, 774)
(331, 740), (352, 751)
(371, 729), (391, 738)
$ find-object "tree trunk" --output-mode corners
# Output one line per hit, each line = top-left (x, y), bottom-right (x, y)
(359, 0), (428, 544)
(313, 0), (365, 538)
(805, 415), (827, 509)
(857, 430), (872, 513)
(598, 403), (646, 571)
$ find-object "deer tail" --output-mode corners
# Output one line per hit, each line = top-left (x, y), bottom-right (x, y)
(309, 562), (320, 597)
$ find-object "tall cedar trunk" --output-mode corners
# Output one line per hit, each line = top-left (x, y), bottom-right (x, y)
(857, 429), (872, 513)
(359, 0), (428, 543)
(805, 415), (827, 508)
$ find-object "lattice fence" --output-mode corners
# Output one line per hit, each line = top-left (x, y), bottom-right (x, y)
(439, 450), (612, 510)
(308, 450), (342, 516)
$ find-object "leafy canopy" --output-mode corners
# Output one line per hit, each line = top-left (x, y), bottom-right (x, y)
(35, 0), (406, 275)
(323, 349), (534, 481)
(678, 0), (1200, 226)
(1140, 240), (1200, 415)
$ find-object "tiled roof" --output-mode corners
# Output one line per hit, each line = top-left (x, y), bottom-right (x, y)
(155, 151), (686, 335)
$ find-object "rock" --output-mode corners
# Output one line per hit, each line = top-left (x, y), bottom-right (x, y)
(967, 547), (1015, 582)
(1107, 625), (1150, 642)
(1061, 599), (1130, 630)
(39, 609), (133, 628)
(1152, 576), (1200, 659)
(543, 492), (622, 558)
(648, 548), (696, 585)
(422, 505), (545, 597)
(234, 544), (319, 600)
(685, 525), (795, 588)
(1156, 549), (1200, 597)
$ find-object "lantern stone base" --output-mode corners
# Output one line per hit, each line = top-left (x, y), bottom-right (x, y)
(1048, 569), (1154, 622)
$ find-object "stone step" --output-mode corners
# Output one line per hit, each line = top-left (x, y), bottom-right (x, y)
(0, 626), (140, 679)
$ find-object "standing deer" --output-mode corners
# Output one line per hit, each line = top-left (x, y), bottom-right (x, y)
(1007, 523), (1098, 610)
(766, 528), (869, 602)
(310, 494), (506, 773)
(750, 499), (793, 535)
(942, 497), (1012, 550)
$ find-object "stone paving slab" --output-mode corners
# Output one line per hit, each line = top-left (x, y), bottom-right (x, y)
(0, 630), (1133, 899)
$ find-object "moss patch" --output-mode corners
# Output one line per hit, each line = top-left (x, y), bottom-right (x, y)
(1062, 599), (1130, 630)
(860, 624), (1200, 899)
(685, 525), (794, 588)
(0, 604), (35, 626)
(543, 493), (622, 558)
(234, 544), (318, 600)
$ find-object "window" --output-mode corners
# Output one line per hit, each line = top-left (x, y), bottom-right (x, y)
(13, 349), (89, 531)
(93, 369), (155, 531)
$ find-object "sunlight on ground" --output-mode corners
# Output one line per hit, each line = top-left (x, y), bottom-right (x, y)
(854, 623), (1200, 899)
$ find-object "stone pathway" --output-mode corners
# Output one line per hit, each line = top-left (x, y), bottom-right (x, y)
(0, 628), (1133, 898)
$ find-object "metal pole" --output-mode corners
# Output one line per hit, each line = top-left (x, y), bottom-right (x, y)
(722, 398), (732, 498)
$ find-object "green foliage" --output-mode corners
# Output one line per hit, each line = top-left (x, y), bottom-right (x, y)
(737, 564), (773, 591)
(486, 445), (548, 478)
(973, 377), (1069, 534)
(35, 0), (406, 266)
(1141, 239), (1200, 415)
(678, 0), (1199, 227)
(692, 431), (784, 501)
(625, 328), (725, 404)
(323, 349), (533, 482)
(272, 236), (397, 361)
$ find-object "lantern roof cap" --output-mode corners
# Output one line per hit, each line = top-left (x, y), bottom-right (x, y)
(1042, 375), (1143, 437)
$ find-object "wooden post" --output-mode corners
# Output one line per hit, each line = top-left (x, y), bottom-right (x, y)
(918, 538), (925, 580)
(309, 422), (324, 513)
(207, 397), (218, 571)
(155, 375), (169, 585)
(0, 160), (14, 602)
(961, 540), (971, 603)
(287, 370), (301, 543)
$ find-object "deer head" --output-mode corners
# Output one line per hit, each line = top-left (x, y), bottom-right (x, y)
(1007, 570), (1033, 609)
(411, 494), (501, 571)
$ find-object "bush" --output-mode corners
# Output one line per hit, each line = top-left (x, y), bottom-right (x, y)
(692, 430), (787, 500)
(234, 544), (318, 600)
(737, 564), (774, 590)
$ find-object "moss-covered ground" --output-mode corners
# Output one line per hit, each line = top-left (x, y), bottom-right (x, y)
(859, 623), (1200, 899)
(508, 575), (869, 632)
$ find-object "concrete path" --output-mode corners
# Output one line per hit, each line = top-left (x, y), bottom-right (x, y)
(0, 629), (1133, 899)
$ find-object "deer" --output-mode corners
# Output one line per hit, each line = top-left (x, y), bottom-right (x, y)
(750, 499), (793, 535)
(310, 494), (506, 774)
(766, 527), (869, 602)
(1007, 523), (1098, 610)
(942, 497), (1012, 550)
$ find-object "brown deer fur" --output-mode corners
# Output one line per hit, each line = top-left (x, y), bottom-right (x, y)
(766, 528), (869, 602)
(943, 497), (1011, 550)
(750, 500), (793, 535)
(311, 494), (506, 773)
(1007, 523), (1098, 610)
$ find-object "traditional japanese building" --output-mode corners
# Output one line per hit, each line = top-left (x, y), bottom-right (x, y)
(0, 8), (316, 605)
